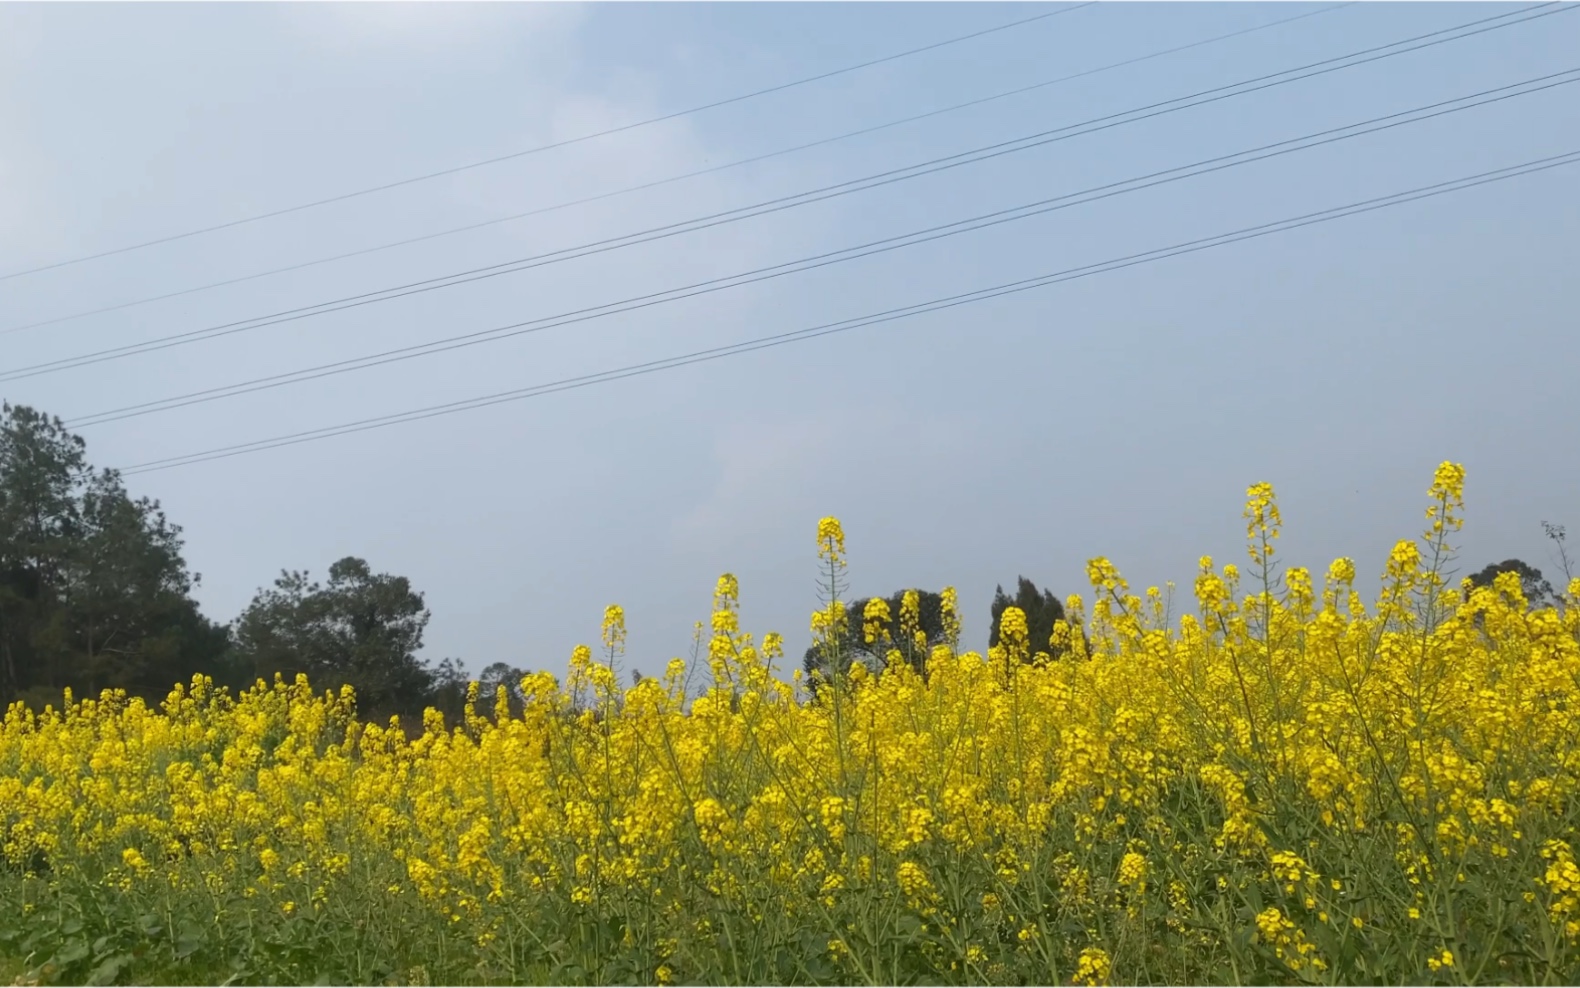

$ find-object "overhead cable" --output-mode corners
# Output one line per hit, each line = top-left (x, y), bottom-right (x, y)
(64, 68), (1580, 429)
(114, 148), (1580, 476)
(6, 1), (1564, 383)
(0, 3), (1353, 338)
(0, 3), (1097, 283)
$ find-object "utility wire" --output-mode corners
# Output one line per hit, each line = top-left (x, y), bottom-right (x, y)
(0, 3), (1097, 284)
(5, 1), (1563, 383)
(0, 2), (1353, 338)
(64, 68), (1580, 429)
(114, 148), (1580, 477)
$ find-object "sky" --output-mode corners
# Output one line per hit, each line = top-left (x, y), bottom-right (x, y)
(1, 2), (1577, 682)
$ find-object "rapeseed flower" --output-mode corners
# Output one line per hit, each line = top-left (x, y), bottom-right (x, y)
(3, 465), (1577, 985)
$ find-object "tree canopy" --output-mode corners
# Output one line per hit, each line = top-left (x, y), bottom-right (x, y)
(231, 556), (451, 721)
(802, 588), (950, 683)
(989, 576), (1083, 661)
(0, 403), (469, 721)
(477, 661), (529, 717)
(1464, 558), (1559, 610)
(8, 397), (1568, 729)
(0, 403), (231, 709)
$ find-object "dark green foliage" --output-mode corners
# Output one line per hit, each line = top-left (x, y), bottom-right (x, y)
(802, 588), (948, 683)
(989, 576), (1085, 660)
(477, 661), (529, 717)
(1464, 558), (1558, 610)
(0, 403), (231, 708)
(0, 403), (467, 720)
(230, 557), (447, 722)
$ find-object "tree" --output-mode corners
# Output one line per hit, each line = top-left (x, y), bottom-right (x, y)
(65, 470), (236, 696)
(0, 403), (229, 708)
(989, 576), (1084, 661)
(230, 556), (441, 720)
(425, 656), (470, 731)
(478, 661), (528, 717)
(1464, 558), (1558, 611)
(0, 404), (88, 702)
(802, 588), (949, 683)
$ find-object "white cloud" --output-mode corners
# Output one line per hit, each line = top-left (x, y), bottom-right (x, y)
(0, 9), (64, 267)
(671, 399), (986, 558)
(277, 2), (587, 55)
(0, 140), (57, 268)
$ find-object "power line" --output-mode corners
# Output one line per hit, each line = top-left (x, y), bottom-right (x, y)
(0, 3), (1097, 284)
(113, 148), (1580, 477)
(0, 2), (1354, 339)
(7, 6), (1559, 383)
(6, 2), (1563, 383)
(63, 68), (1580, 429)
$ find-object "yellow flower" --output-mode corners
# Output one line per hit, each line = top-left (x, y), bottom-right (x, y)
(862, 597), (892, 645)
(1072, 947), (1111, 986)
(1327, 556), (1356, 585)
(1118, 851), (1148, 893)
(998, 606), (1030, 665)
(940, 586), (962, 646)
(601, 604), (627, 657)
(897, 860), (934, 900)
(1244, 482), (1283, 563)
(5, 463), (1570, 985)
(816, 517), (846, 564)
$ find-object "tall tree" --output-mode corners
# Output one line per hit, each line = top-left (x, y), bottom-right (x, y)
(424, 657), (471, 732)
(230, 556), (441, 720)
(62, 470), (230, 696)
(1464, 558), (1559, 611)
(0, 403), (228, 708)
(478, 661), (528, 717)
(0, 404), (88, 702)
(802, 588), (949, 682)
(989, 576), (1084, 661)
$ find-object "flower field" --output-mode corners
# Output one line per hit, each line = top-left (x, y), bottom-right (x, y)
(3, 464), (1579, 986)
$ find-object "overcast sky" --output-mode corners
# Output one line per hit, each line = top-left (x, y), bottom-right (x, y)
(2, 2), (1576, 681)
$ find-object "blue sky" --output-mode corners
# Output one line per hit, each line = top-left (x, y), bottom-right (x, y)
(1, 2), (1576, 680)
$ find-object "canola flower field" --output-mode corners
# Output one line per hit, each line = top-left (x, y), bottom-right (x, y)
(3, 464), (1580, 986)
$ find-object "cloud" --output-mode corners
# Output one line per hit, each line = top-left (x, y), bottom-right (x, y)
(0, 9), (53, 266)
(277, 2), (587, 55)
(0, 141), (55, 268)
(671, 399), (988, 559)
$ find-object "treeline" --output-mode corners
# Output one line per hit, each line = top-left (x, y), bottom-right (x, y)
(3, 402), (1570, 720)
(0, 404), (467, 723)
(0, 403), (1090, 722)
(800, 579), (1088, 685)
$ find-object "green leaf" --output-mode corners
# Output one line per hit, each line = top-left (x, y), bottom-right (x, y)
(55, 939), (91, 967)
(85, 953), (130, 986)
(174, 931), (205, 961)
